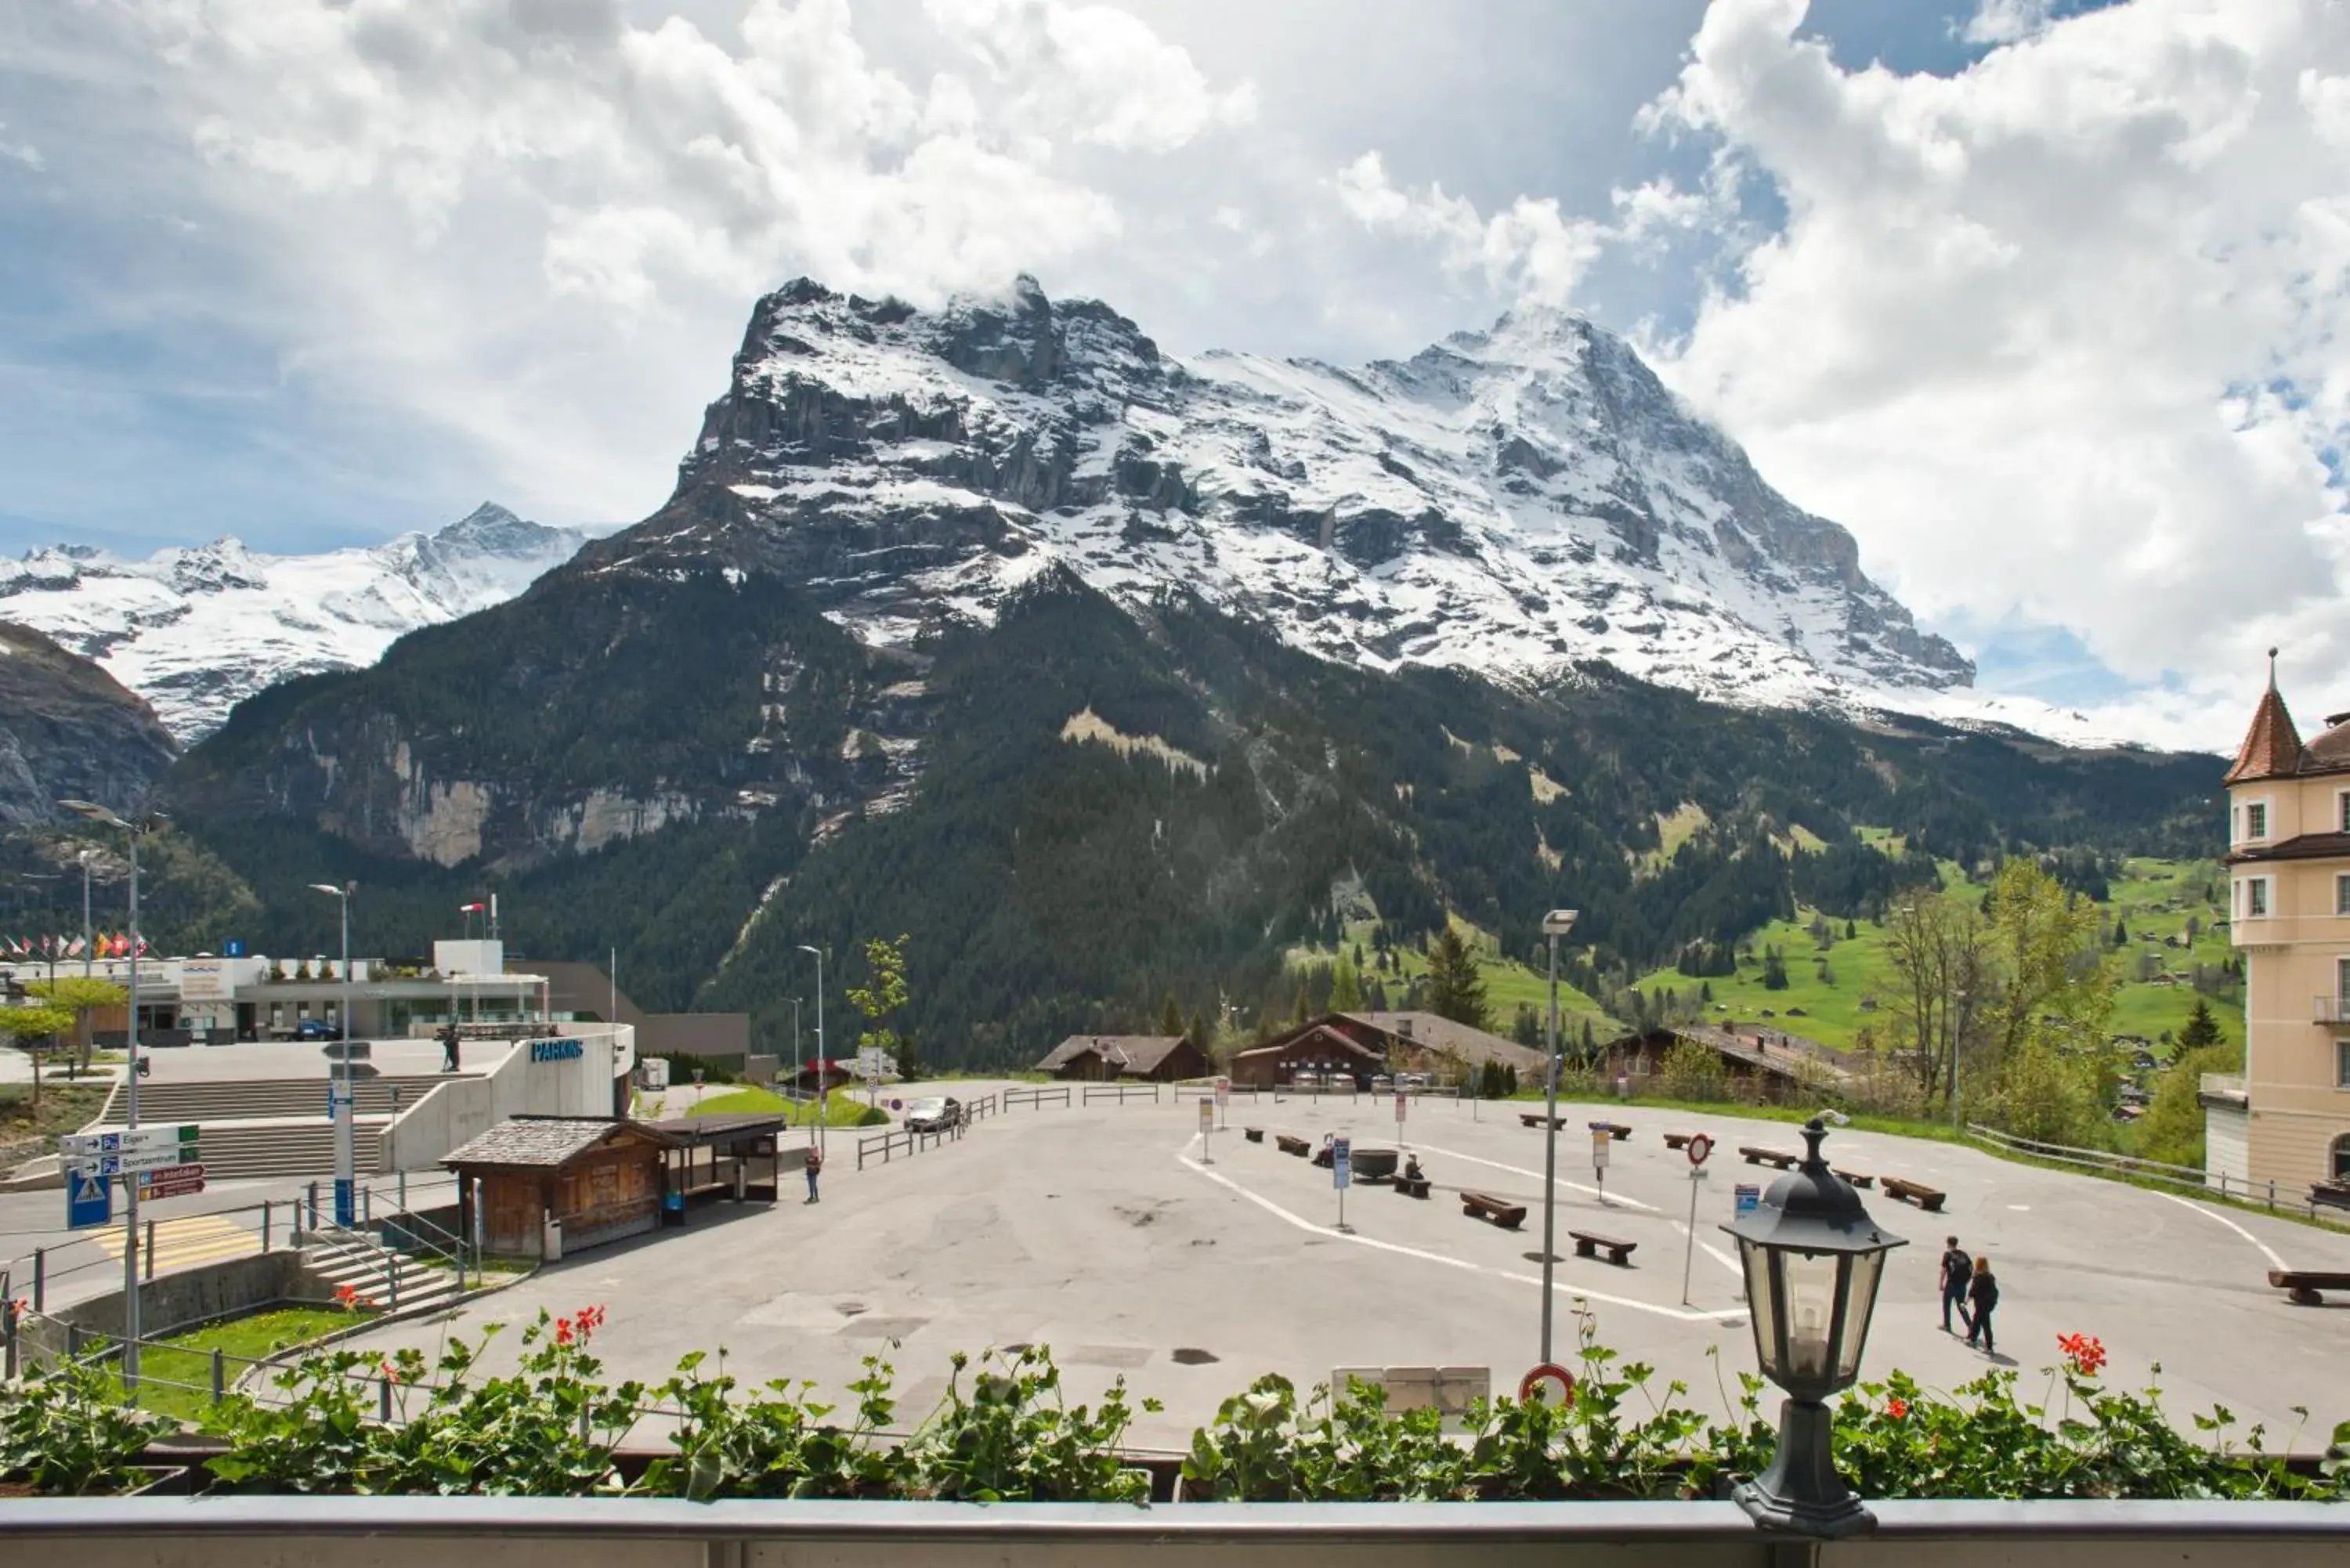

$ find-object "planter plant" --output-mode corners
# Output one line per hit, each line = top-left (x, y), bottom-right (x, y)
(0, 1359), (162, 1497)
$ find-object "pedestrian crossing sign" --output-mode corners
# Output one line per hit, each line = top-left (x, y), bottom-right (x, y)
(67, 1166), (111, 1229)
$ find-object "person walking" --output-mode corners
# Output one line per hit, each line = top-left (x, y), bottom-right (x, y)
(439, 1019), (461, 1074)
(803, 1143), (823, 1205)
(1938, 1234), (1972, 1333)
(1964, 1255), (2000, 1355)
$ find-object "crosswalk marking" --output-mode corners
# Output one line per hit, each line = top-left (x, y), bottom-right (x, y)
(89, 1214), (256, 1271)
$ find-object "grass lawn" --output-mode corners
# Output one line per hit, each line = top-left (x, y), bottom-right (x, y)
(1292, 915), (1622, 1040)
(1627, 852), (2237, 1058)
(116, 1306), (374, 1425)
(690, 1086), (889, 1127)
(0, 1080), (111, 1145)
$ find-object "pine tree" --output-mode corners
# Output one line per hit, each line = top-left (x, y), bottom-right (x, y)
(2178, 997), (2223, 1049)
(1331, 953), (1363, 1012)
(1423, 924), (1491, 1030)
(2112, 919), (2128, 948)
(1845, 919), (1856, 940)
(1160, 995), (1184, 1036)
(1188, 1007), (1209, 1051)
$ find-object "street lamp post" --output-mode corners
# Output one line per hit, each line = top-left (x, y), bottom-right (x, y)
(1720, 1115), (1906, 1537)
(1538, 908), (1578, 1364)
(309, 883), (357, 1227)
(798, 945), (825, 1152)
(57, 800), (157, 1388)
(79, 851), (96, 981)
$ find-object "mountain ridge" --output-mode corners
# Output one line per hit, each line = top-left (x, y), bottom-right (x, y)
(0, 504), (598, 742)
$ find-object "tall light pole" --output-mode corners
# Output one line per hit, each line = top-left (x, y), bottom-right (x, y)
(59, 800), (157, 1388)
(310, 882), (356, 1227)
(79, 851), (96, 981)
(798, 944), (825, 1151)
(1538, 908), (1579, 1365)
(790, 997), (803, 1118)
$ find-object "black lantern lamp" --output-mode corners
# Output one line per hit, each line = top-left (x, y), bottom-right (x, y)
(1719, 1115), (1906, 1537)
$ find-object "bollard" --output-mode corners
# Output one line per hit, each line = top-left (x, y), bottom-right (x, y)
(262, 1201), (272, 1252)
(380, 1375), (392, 1420)
(212, 1348), (225, 1405)
(145, 1219), (157, 1281)
(309, 1182), (320, 1230)
(398, 1169), (407, 1211)
(32, 1248), (44, 1313)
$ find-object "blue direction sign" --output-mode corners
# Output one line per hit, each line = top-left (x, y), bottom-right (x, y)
(1734, 1183), (1761, 1217)
(1332, 1136), (1352, 1190)
(67, 1166), (111, 1229)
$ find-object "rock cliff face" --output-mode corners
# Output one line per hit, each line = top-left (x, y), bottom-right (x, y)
(582, 276), (1972, 711)
(0, 622), (179, 826)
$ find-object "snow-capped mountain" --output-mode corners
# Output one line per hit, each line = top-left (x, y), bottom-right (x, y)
(0, 505), (597, 742)
(590, 276), (1976, 719)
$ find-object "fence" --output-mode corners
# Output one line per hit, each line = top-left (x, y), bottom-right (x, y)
(1001, 1086), (1072, 1111)
(853, 1118), (969, 1171)
(0, 1169), (470, 1316)
(1963, 1122), (2345, 1222)
(1081, 1082), (1162, 1105)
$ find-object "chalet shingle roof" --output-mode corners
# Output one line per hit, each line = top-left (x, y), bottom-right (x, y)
(442, 1118), (653, 1169)
(1035, 1035), (1191, 1074)
(1336, 1011), (1546, 1072)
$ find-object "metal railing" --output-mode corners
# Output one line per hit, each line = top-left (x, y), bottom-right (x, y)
(1081, 1082), (1162, 1104)
(1000, 1086), (1072, 1111)
(854, 1118), (968, 1171)
(1964, 1122), (2334, 1219)
(2315, 998), (2350, 1024)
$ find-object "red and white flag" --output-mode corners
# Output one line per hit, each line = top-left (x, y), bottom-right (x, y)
(459, 901), (486, 913)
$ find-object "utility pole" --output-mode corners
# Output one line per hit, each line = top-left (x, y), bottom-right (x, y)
(1538, 909), (1578, 1366)
(309, 883), (356, 1228)
(799, 945), (826, 1152)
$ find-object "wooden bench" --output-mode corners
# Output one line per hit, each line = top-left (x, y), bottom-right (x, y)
(1595, 1122), (1632, 1141)
(1520, 1113), (1567, 1130)
(1244, 1127), (1264, 1143)
(1834, 1169), (1875, 1190)
(1882, 1176), (1947, 1212)
(1276, 1134), (1311, 1158)
(1662, 1131), (1698, 1151)
(1394, 1176), (1432, 1199)
(1461, 1190), (1527, 1229)
(1568, 1230), (1638, 1266)
(1741, 1147), (1798, 1170)
(2269, 1269), (2350, 1306)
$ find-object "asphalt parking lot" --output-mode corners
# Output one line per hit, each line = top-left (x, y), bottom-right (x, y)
(340, 1086), (2350, 1451)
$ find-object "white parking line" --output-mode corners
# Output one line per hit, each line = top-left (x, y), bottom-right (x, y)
(2151, 1189), (2289, 1272)
(1672, 1220), (1743, 1277)
(1409, 1143), (1661, 1212)
(1177, 1143), (1741, 1325)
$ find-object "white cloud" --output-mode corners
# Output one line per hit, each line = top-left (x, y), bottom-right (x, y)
(1959, 0), (2056, 46)
(0, 120), (42, 170)
(48, 0), (1242, 526)
(924, 0), (1257, 152)
(1632, 0), (2350, 746)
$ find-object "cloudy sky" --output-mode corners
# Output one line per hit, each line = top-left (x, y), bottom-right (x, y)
(2, 0), (2346, 750)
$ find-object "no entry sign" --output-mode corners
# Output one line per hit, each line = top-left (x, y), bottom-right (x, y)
(1685, 1133), (1713, 1167)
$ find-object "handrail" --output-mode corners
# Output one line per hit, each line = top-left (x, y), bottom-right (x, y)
(1963, 1122), (2326, 1219)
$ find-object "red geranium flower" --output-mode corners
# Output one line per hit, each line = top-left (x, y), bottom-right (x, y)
(555, 1317), (574, 1346)
(1886, 1397), (1910, 1419)
(2058, 1333), (2107, 1377)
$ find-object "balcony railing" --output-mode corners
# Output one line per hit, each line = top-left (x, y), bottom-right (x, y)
(2315, 998), (2350, 1024)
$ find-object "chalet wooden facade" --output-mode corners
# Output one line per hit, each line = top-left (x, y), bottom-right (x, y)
(444, 1117), (677, 1260)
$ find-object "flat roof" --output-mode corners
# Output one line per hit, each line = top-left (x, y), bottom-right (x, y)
(645, 1112), (792, 1148)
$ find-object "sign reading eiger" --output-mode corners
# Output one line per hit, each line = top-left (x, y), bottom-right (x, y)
(530, 1038), (586, 1064)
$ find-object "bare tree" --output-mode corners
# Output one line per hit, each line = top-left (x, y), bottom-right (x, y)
(1885, 894), (1990, 1106)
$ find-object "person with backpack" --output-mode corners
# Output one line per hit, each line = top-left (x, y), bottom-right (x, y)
(1965, 1255), (2001, 1354)
(804, 1142), (823, 1205)
(1938, 1234), (1972, 1333)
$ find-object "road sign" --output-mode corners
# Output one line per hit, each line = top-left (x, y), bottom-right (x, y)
(135, 1163), (204, 1187)
(856, 1048), (885, 1081)
(1589, 1125), (1611, 1169)
(1519, 1363), (1574, 1407)
(60, 1124), (198, 1158)
(1686, 1132), (1713, 1167)
(138, 1172), (207, 1200)
(1734, 1183), (1761, 1216)
(66, 1166), (111, 1229)
(82, 1145), (203, 1177)
(1198, 1098), (1214, 1132)
(1214, 1076), (1230, 1107)
(1394, 1090), (1408, 1123)
(1332, 1135), (1352, 1190)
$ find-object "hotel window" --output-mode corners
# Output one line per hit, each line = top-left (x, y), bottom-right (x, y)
(2339, 874), (2350, 916)
(2338, 1041), (2350, 1090)
(2243, 877), (2271, 918)
(2341, 790), (2350, 833)
(2246, 801), (2269, 840)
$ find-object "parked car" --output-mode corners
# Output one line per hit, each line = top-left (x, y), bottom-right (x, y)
(1291, 1070), (1322, 1090)
(294, 1018), (347, 1042)
(1369, 1074), (1394, 1096)
(905, 1097), (962, 1133)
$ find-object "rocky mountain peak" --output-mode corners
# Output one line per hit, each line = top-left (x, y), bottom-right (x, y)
(616, 274), (1971, 719)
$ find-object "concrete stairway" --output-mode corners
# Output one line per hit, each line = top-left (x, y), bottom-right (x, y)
(79, 1074), (480, 1179)
(302, 1227), (465, 1317)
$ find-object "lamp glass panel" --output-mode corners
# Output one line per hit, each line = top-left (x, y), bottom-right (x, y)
(1738, 1238), (1781, 1380)
(1779, 1248), (1842, 1386)
(1835, 1248), (1887, 1382)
